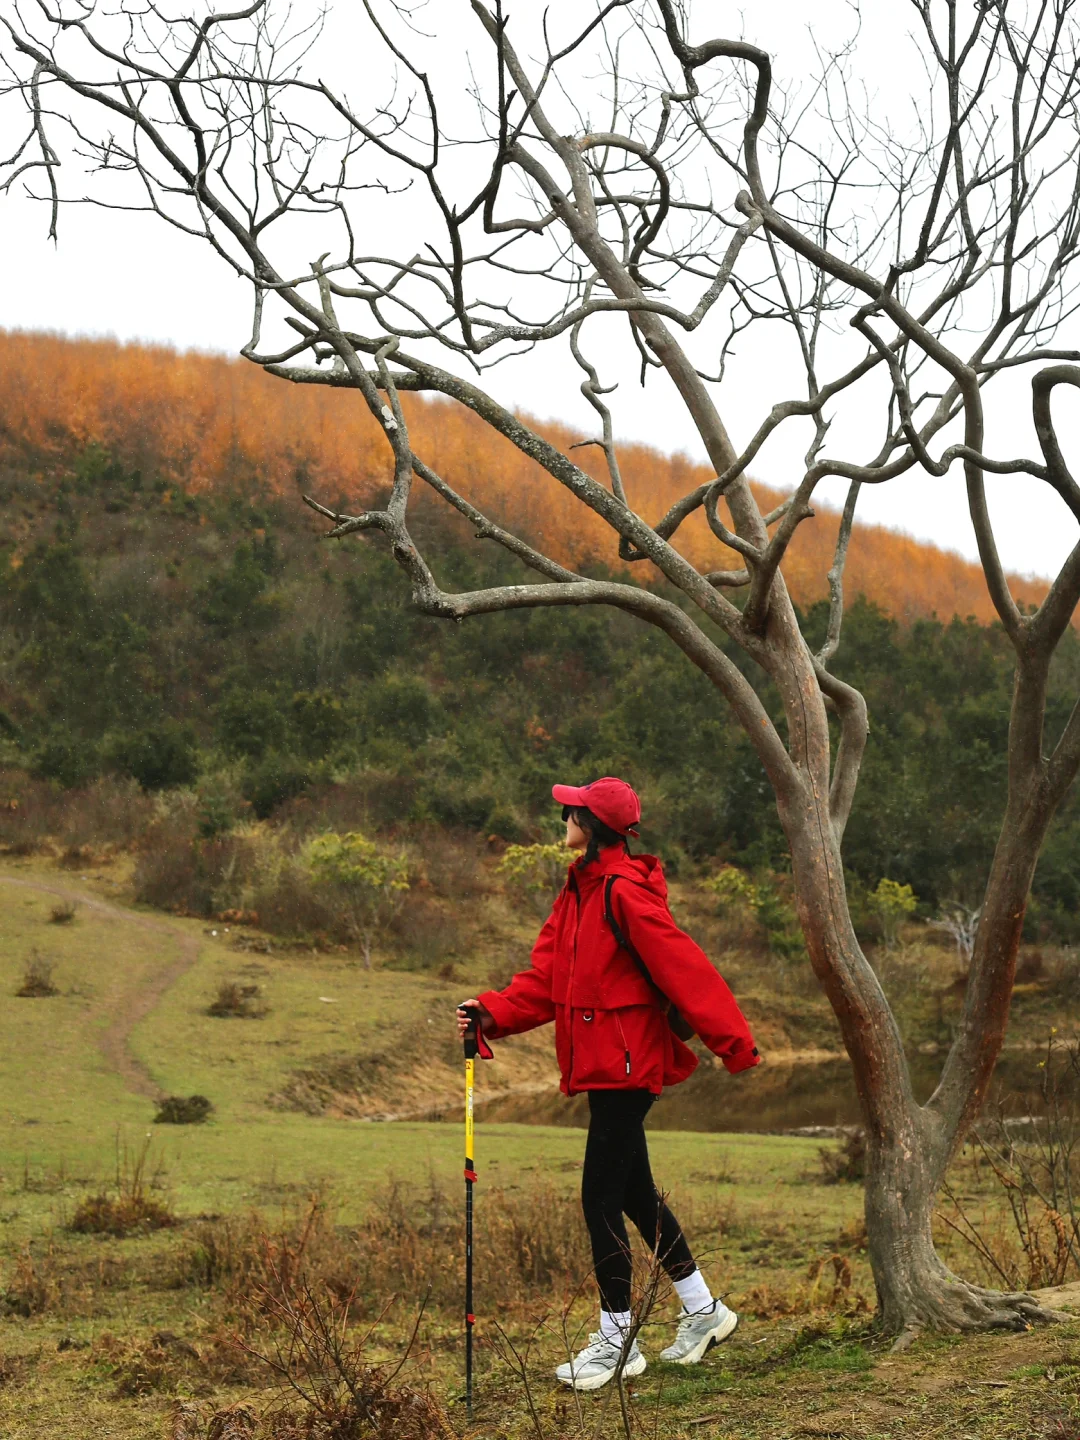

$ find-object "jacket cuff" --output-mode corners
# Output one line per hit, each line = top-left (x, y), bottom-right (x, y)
(476, 989), (515, 1040)
(723, 1045), (761, 1075)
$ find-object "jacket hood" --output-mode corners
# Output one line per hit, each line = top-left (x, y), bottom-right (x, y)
(572, 847), (668, 900)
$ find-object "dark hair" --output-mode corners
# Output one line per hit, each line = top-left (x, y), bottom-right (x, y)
(564, 805), (627, 867)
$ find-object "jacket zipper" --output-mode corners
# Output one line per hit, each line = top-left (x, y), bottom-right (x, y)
(568, 872), (580, 1089)
(615, 1012), (631, 1077)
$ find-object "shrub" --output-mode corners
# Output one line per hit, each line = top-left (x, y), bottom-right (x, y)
(15, 950), (58, 997)
(869, 877), (918, 949)
(154, 1094), (214, 1125)
(134, 816), (262, 916)
(48, 901), (76, 924)
(303, 830), (409, 966)
(109, 722), (199, 791)
(819, 1130), (866, 1184)
(241, 751), (311, 819)
(497, 841), (567, 916)
(705, 866), (805, 958)
(69, 1192), (177, 1236)
(206, 981), (266, 1019)
(217, 687), (288, 760)
(31, 732), (100, 789)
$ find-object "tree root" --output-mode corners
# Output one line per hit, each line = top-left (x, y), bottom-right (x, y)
(885, 1274), (1064, 1347)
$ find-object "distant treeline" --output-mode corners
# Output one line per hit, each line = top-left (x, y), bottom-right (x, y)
(1, 436), (1078, 942)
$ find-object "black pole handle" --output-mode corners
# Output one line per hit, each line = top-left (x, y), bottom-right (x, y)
(462, 1007), (480, 1060)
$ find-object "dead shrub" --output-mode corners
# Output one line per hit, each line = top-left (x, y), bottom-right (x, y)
(0, 770), (149, 855)
(69, 1191), (176, 1237)
(208, 981), (267, 1019)
(386, 895), (467, 970)
(156, 1094), (215, 1125)
(59, 843), (96, 869)
(175, 1180), (593, 1321)
(818, 1129), (866, 1184)
(167, 1294), (452, 1440)
(408, 826), (490, 899)
(15, 949), (58, 997)
(134, 816), (261, 917)
(939, 1036), (1080, 1289)
(0, 1245), (63, 1317)
(56, 776), (155, 851)
(95, 1328), (255, 1398)
(738, 1254), (870, 1319)
(275, 773), (418, 838)
(69, 1136), (177, 1236)
(252, 863), (348, 945)
(0, 771), (61, 853)
(48, 900), (77, 924)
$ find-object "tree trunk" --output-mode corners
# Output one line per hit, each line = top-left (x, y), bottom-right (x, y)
(781, 774), (1058, 1336)
(865, 1119), (1048, 1339)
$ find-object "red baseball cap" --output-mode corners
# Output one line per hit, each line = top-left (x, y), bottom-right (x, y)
(552, 777), (641, 837)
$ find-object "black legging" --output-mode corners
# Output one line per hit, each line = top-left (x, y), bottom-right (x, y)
(581, 1089), (697, 1314)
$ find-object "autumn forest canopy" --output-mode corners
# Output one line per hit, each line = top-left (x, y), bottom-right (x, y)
(1, 329), (1078, 934)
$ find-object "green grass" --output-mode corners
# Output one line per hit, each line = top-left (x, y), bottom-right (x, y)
(3, 855), (1080, 1439)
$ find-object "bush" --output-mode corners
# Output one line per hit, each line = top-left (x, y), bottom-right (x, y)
(134, 816), (262, 916)
(497, 841), (567, 916)
(15, 950), (58, 997)
(241, 751), (311, 818)
(303, 830), (409, 965)
(217, 687), (288, 760)
(869, 877), (918, 949)
(206, 981), (266, 1019)
(154, 1094), (214, 1125)
(109, 722), (198, 791)
(819, 1130), (866, 1184)
(69, 1140), (177, 1235)
(48, 901), (76, 924)
(705, 866), (805, 958)
(31, 732), (100, 789)
(69, 1192), (177, 1236)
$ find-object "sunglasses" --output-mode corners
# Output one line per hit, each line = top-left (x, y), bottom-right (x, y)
(561, 806), (573, 821)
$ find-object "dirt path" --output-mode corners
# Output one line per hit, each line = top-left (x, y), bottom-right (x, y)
(1, 874), (199, 1100)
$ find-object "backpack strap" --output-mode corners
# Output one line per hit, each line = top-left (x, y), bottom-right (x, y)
(604, 875), (696, 1042)
(604, 875), (654, 988)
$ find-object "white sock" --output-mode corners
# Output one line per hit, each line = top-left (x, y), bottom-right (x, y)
(673, 1269), (714, 1315)
(599, 1309), (633, 1345)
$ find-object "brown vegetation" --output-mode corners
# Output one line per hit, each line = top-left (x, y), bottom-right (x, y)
(208, 981), (268, 1020)
(0, 330), (1052, 626)
(15, 948), (58, 996)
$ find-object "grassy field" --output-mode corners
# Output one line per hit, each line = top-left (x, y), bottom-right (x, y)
(1, 854), (1079, 1439)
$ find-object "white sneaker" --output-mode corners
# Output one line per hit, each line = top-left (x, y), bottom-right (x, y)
(659, 1301), (739, 1364)
(554, 1332), (647, 1391)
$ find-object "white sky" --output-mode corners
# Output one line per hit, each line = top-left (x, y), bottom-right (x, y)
(3, 0), (1078, 582)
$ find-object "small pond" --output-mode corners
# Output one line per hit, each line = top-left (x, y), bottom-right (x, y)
(474, 1049), (1048, 1133)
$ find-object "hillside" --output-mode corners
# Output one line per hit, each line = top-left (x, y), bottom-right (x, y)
(0, 330), (1051, 624)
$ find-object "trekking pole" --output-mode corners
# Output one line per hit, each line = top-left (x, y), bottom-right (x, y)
(463, 1011), (480, 1418)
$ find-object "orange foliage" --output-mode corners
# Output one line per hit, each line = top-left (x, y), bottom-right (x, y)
(0, 329), (1050, 622)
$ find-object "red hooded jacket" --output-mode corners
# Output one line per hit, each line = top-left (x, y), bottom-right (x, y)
(478, 847), (760, 1096)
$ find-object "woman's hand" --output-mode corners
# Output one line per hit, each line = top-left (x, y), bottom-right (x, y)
(456, 999), (492, 1038)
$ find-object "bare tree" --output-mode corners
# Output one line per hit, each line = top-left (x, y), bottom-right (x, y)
(4, 0), (1080, 1338)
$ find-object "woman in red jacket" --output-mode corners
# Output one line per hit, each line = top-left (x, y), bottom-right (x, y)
(456, 777), (759, 1392)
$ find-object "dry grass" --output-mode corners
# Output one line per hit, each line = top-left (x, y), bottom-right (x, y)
(175, 1179), (594, 1325)
(739, 1253), (872, 1320)
(69, 1137), (178, 1237)
(94, 1328), (256, 1398)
